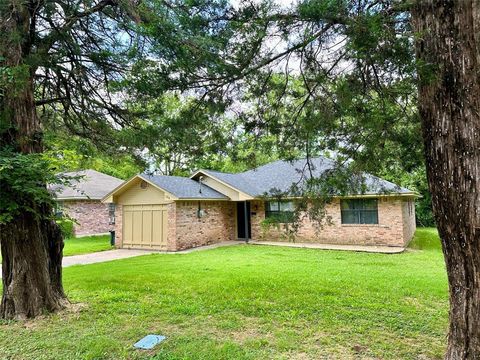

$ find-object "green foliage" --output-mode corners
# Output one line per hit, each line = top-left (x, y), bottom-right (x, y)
(196, 132), (281, 173)
(260, 215), (296, 242)
(56, 219), (75, 238)
(0, 63), (30, 97)
(0, 150), (59, 224)
(212, 1), (433, 227)
(118, 94), (229, 175)
(44, 131), (143, 180)
(260, 216), (282, 232)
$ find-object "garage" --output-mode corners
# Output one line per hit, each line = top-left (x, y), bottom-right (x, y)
(122, 204), (168, 250)
(102, 174), (229, 251)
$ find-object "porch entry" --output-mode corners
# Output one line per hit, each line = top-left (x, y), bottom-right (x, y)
(236, 201), (251, 240)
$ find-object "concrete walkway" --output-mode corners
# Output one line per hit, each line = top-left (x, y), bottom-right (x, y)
(249, 241), (405, 254)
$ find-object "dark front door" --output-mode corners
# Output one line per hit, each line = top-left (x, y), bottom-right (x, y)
(236, 201), (251, 240)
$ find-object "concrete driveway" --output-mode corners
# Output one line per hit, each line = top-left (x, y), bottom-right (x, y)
(62, 249), (158, 266)
(0, 242), (240, 276)
(0, 249), (156, 277)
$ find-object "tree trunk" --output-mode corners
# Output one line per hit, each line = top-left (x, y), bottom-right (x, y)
(412, 1), (480, 359)
(0, 0), (67, 320)
(1, 212), (67, 320)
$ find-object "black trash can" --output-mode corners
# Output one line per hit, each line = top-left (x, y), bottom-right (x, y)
(109, 230), (115, 246)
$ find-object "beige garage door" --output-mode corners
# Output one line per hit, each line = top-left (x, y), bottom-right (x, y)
(122, 204), (168, 250)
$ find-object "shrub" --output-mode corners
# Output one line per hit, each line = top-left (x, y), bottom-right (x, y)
(56, 219), (75, 239)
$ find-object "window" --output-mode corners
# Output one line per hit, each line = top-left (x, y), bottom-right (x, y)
(54, 202), (64, 218)
(341, 199), (378, 224)
(109, 203), (116, 225)
(265, 201), (294, 223)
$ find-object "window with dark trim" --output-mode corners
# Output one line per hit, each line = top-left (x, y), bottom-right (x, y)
(341, 199), (378, 224)
(265, 201), (294, 223)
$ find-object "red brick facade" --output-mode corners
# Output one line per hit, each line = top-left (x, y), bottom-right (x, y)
(114, 201), (235, 251)
(252, 197), (416, 247)
(114, 197), (415, 251)
(62, 200), (113, 236)
(114, 203), (123, 245)
(173, 201), (235, 250)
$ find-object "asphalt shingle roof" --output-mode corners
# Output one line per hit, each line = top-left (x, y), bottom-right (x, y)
(50, 169), (124, 200)
(140, 174), (228, 199)
(195, 157), (414, 197)
(199, 169), (259, 196)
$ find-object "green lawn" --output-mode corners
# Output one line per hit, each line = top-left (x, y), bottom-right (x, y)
(0, 228), (448, 359)
(63, 235), (113, 256)
(0, 235), (112, 262)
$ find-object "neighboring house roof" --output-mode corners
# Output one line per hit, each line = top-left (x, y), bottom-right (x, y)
(140, 174), (228, 200)
(193, 157), (416, 197)
(50, 169), (124, 200)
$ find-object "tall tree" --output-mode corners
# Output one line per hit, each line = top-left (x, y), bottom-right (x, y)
(412, 1), (480, 357)
(118, 94), (230, 176)
(0, 0), (238, 320)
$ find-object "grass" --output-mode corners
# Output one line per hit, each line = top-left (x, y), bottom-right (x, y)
(0, 228), (448, 360)
(0, 235), (112, 262)
(63, 235), (113, 256)
(408, 227), (442, 251)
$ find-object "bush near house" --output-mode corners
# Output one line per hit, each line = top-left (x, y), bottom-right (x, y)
(56, 219), (75, 239)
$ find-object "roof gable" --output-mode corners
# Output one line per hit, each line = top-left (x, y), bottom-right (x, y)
(190, 170), (255, 200)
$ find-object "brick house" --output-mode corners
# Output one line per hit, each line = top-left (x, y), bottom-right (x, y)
(51, 170), (124, 236)
(103, 157), (417, 251)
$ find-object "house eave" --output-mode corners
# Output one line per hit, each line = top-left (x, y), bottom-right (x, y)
(55, 196), (101, 201)
(176, 197), (230, 201)
(252, 192), (420, 200)
(101, 174), (180, 203)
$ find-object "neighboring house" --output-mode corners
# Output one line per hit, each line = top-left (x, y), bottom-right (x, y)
(51, 170), (124, 236)
(103, 157), (417, 251)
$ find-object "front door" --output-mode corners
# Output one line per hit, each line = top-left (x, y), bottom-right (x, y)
(236, 201), (251, 240)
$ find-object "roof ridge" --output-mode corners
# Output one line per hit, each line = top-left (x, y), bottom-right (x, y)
(143, 173), (196, 179)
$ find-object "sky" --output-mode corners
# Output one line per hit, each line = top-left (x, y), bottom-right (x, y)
(230, 0), (296, 10)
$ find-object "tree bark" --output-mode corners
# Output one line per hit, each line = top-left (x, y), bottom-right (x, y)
(412, 1), (480, 359)
(1, 212), (67, 320)
(0, 0), (67, 320)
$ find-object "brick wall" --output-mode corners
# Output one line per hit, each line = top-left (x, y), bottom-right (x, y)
(253, 197), (416, 247)
(63, 200), (113, 236)
(174, 201), (235, 250)
(250, 200), (266, 240)
(401, 199), (417, 246)
(166, 203), (177, 251)
(114, 204), (123, 247)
